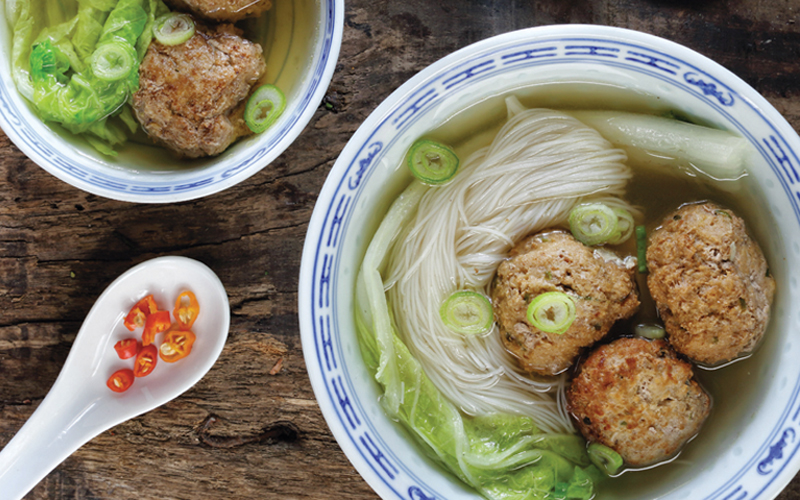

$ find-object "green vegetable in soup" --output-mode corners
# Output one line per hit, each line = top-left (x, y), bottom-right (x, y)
(439, 290), (494, 335)
(355, 181), (601, 500)
(9, 0), (169, 156)
(526, 292), (577, 335)
(587, 442), (623, 476)
(152, 12), (195, 46)
(635, 324), (666, 340)
(245, 84), (286, 134)
(568, 110), (749, 181)
(636, 225), (648, 274)
(568, 203), (619, 246)
(407, 140), (459, 184)
(608, 207), (634, 245)
(90, 41), (137, 81)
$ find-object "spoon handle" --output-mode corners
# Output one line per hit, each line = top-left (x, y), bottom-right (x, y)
(0, 378), (100, 500)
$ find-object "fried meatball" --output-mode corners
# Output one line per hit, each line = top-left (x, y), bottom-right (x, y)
(647, 202), (775, 366)
(164, 0), (272, 22)
(133, 23), (266, 158)
(567, 337), (711, 467)
(492, 231), (639, 376)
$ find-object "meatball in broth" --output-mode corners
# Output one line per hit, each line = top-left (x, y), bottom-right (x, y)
(492, 231), (639, 376)
(164, 0), (273, 22)
(568, 338), (711, 467)
(133, 22), (266, 158)
(647, 202), (776, 366)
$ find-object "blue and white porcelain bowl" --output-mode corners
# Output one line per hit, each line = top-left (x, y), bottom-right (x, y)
(0, 0), (343, 203)
(299, 24), (800, 499)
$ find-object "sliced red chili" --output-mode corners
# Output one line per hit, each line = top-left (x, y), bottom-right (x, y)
(113, 338), (140, 359)
(124, 295), (158, 331)
(133, 344), (158, 377)
(159, 325), (196, 363)
(107, 369), (135, 392)
(142, 310), (171, 346)
(173, 291), (200, 330)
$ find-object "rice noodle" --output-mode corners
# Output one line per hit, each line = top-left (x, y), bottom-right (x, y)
(384, 99), (634, 434)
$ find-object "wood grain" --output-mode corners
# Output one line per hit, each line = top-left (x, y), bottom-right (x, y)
(2, 0), (800, 498)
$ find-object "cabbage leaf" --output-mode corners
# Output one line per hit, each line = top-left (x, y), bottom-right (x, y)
(137, 0), (170, 60)
(8, 0), (168, 156)
(354, 181), (602, 500)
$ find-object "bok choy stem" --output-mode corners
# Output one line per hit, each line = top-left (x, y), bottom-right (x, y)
(569, 110), (749, 181)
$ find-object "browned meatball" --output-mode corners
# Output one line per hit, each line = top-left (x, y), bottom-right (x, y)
(647, 202), (775, 366)
(492, 231), (639, 376)
(567, 337), (711, 467)
(164, 0), (272, 22)
(133, 23), (266, 158)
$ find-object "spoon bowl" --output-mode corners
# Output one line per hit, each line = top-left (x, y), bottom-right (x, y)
(0, 256), (230, 499)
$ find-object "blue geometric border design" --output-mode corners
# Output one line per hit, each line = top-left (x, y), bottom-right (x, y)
(0, 0), (341, 200)
(305, 30), (800, 500)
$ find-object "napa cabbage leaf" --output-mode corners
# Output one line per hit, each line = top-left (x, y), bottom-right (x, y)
(8, 0), (168, 156)
(355, 181), (602, 500)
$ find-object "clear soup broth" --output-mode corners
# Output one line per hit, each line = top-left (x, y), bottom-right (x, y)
(404, 82), (780, 499)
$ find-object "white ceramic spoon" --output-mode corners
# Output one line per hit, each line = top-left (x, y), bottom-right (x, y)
(0, 256), (230, 499)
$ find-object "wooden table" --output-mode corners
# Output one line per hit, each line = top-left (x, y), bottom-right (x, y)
(2, 0), (800, 498)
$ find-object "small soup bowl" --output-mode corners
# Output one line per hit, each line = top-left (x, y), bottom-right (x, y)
(299, 24), (800, 499)
(0, 0), (343, 203)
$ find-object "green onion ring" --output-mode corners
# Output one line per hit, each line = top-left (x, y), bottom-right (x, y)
(153, 13), (196, 46)
(587, 442), (623, 476)
(245, 84), (286, 134)
(526, 292), (576, 335)
(90, 42), (136, 82)
(608, 208), (635, 245)
(407, 140), (459, 185)
(439, 291), (494, 335)
(569, 203), (619, 246)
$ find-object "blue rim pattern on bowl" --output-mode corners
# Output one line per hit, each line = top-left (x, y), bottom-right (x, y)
(302, 27), (800, 500)
(0, 0), (342, 202)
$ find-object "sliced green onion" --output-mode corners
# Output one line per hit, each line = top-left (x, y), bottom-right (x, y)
(90, 43), (135, 82)
(245, 84), (286, 134)
(526, 292), (576, 335)
(439, 291), (494, 335)
(608, 208), (635, 245)
(635, 324), (666, 340)
(407, 140), (459, 185)
(153, 13), (196, 46)
(636, 225), (648, 274)
(569, 203), (619, 246)
(588, 442), (623, 476)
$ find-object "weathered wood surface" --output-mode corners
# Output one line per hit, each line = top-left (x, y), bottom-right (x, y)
(2, 0), (800, 498)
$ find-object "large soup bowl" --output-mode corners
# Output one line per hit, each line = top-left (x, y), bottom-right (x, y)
(0, 0), (343, 203)
(299, 24), (800, 499)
